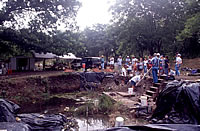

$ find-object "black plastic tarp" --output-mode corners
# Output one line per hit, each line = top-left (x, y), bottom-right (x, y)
(80, 72), (105, 83)
(151, 80), (200, 124)
(0, 122), (30, 131)
(0, 99), (20, 122)
(17, 113), (68, 131)
(79, 72), (106, 90)
(0, 99), (70, 130)
(99, 124), (200, 131)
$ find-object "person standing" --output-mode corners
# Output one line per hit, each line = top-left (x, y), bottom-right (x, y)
(137, 57), (144, 73)
(143, 57), (148, 74)
(121, 64), (127, 77)
(101, 55), (105, 70)
(117, 56), (122, 68)
(151, 53), (160, 83)
(159, 55), (165, 75)
(110, 56), (115, 69)
(131, 55), (137, 65)
(125, 56), (130, 65)
(127, 62), (132, 75)
(175, 54), (182, 76)
(164, 56), (169, 77)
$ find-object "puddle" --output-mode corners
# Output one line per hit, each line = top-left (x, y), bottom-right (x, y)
(75, 117), (110, 131)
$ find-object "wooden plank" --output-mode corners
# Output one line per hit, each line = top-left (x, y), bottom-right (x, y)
(117, 92), (135, 97)
(150, 86), (158, 90)
(146, 90), (156, 94)
(153, 83), (161, 87)
(143, 94), (152, 98)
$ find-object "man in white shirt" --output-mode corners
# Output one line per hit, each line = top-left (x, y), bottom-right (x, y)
(121, 64), (127, 77)
(131, 55), (138, 65)
(117, 56), (122, 67)
(175, 54), (182, 76)
(110, 56), (114, 69)
(129, 73), (142, 92)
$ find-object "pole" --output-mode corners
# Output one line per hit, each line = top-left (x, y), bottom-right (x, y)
(136, 67), (152, 86)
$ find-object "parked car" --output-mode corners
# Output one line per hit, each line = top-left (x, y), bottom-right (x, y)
(82, 57), (101, 69)
(71, 59), (82, 70)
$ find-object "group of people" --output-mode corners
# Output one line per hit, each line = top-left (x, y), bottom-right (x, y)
(100, 53), (182, 92)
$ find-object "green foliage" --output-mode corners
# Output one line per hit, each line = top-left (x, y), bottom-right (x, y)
(75, 102), (94, 116)
(0, 27), (84, 58)
(177, 13), (200, 41)
(98, 95), (114, 114)
(0, 0), (81, 31)
(110, 0), (187, 56)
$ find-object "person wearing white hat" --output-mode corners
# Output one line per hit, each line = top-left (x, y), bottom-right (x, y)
(125, 56), (130, 65)
(175, 53), (182, 76)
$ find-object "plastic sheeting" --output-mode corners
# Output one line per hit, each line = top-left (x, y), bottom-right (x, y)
(0, 99), (20, 122)
(0, 122), (30, 131)
(17, 113), (68, 131)
(151, 80), (200, 124)
(80, 72), (106, 90)
(100, 124), (200, 131)
(0, 99), (70, 130)
(80, 72), (105, 83)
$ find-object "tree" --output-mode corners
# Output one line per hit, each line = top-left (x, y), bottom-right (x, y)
(110, 0), (187, 57)
(176, 0), (200, 57)
(81, 24), (119, 60)
(0, 0), (82, 59)
(0, 0), (81, 32)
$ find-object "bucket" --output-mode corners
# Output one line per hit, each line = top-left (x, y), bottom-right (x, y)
(94, 99), (99, 107)
(140, 96), (148, 106)
(82, 63), (86, 71)
(128, 88), (133, 95)
(115, 117), (124, 127)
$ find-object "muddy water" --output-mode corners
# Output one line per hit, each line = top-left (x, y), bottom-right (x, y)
(42, 106), (110, 130)
(21, 97), (111, 130)
(76, 117), (110, 130)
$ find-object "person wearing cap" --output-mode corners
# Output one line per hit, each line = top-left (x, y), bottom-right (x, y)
(175, 53), (182, 76)
(125, 56), (130, 65)
(151, 53), (160, 83)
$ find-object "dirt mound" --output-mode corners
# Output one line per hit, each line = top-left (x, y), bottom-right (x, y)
(0, 73), (81, 108)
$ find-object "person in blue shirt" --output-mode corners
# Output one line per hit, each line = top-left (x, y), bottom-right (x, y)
(151, 53), (160, 83)
(101, 55), (104, 70)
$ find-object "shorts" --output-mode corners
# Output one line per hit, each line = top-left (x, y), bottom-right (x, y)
(131, 81), (136, 86)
